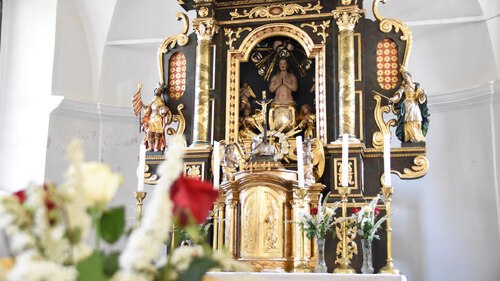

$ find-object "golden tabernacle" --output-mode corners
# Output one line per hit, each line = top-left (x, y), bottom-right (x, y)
(136, 0), (429, 273)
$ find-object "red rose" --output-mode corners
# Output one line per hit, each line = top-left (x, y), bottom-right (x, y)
(351, 207), (360, 215)
(13, 190), (26, 204)
(374, 207), (380, 217)
(170, 175), (218, 226)
(310, 207), (318, 216)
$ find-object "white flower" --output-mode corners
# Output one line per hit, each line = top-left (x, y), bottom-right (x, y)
(113, 136), (185, 281)
(8, 255), (77, 281)
(66, 139), (84, 166)
(324, 207), (334, 217)
(76, 162), (123, 208)
(170, 245), (205, 272)
(363, 205), (373, 213)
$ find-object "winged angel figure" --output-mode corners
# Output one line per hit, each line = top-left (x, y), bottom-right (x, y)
(132, 83), (172, 152)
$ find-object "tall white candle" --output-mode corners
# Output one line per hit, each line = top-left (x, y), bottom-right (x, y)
(213, 141), (220, 189)
(383, 133), (392, 187)
(137, 144), (146, 192)
(341, 134), (349, 187)
(296, 136), (305, 188)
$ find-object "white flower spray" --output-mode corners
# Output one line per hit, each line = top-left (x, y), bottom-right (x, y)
(112, 136), (185, 281)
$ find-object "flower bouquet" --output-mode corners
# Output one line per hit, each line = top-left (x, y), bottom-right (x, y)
(299, 193), (339, 273)
(351, 196), (387, 273)
(0, 137), (248, 281)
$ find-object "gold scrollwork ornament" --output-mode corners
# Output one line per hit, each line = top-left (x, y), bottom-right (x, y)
(158, 13), (190, 84)
(372, 94), (397, 149)
(300, 21), (330, 44)
(224, 27), (252, 50)
(372, 0), (412, 69)
(230, 2), (322, 20)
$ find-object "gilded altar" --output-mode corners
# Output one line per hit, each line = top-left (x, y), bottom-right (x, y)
(138, 0), (430, 273)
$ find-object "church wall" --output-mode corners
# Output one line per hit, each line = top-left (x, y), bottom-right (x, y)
(52, 0), (94, 101)
(393, 101), (500, 281)
(98, 44), (160, 106)
(0, 0), (59, 191)
(408, 23), (497, 94)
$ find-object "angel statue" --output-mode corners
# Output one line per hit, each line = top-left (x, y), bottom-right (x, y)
(239, 82), (256, 114)
(132, 83), (171, 152)
(221, 143), (243, 182)
(389, 70), (430, 143)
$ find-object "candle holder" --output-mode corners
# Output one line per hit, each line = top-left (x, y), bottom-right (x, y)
(334, 186), (357, 274)
(134, 191), (147, 227)
(379, 185), (400, 274)
(294, 188), (312, 273)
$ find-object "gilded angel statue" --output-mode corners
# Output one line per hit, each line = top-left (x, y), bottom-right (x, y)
(132, 83), (172, 152)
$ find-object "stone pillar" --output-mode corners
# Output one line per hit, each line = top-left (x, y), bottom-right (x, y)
(191, 18), (219, 147)
(333, 4), (363, 142)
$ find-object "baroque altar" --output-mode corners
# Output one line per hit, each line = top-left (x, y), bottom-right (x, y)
(135, 0), (429, 273)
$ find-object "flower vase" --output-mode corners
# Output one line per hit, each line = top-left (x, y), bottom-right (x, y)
(361, 239), (374, 274)
(315, 238), (327, 273)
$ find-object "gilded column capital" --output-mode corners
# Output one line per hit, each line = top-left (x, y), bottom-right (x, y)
(333, 6), (364, 32)
(193, 18), (220, 41)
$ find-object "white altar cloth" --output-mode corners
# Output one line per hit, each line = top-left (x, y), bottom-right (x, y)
(206, 272), (407, 281)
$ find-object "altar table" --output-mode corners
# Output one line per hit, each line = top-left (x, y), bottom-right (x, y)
(206, 272), (407, 281)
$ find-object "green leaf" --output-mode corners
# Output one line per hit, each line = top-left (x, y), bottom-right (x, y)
(103, 251), (120, 277)
(76, 251), (107, 281)
(100, 206), (125, 244)
(177, 257), (219, 281)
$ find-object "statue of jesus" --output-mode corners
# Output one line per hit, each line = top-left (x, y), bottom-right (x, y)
(269, 57), (298, 105)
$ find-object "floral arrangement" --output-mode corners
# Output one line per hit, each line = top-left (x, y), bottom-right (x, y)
(299, 193), (340, 240)
(0, 136), (248, 281)
(351, 196), (387, 243)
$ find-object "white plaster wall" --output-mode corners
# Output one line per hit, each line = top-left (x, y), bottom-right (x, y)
(409, 22), (498, 93)
(98, 44), (160, 106)
(486, 17), (500, 78)
(393, 102), (500, 281)
(0, 0), (60, 191)
(52, 0), (93, 101)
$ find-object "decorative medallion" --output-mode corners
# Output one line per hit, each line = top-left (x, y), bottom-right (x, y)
(376, 39), (399, 90)
(168, 52), (187, 100)
(229, 2), (322, 20)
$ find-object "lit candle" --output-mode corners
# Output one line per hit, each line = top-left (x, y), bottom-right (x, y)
(213, 141), (220, 189)
(383, 133), (392, 187)
(262, 90), (266, 100)
(341, 134), (349, 187)
(296, 136), (305, 188)
(137, 144), (146, 192)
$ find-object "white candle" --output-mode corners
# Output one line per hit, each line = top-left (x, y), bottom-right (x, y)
(137, 144), (146, 192)
(213, 141), (220, 189)
(383, 133), (392, 187)
(296, 136), (305, 188)
(341, 134), (349, 187)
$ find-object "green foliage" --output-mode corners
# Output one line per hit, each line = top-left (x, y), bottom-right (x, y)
(76, 252), (107, 281)
(177, 257), (219, 281)
(103, 251), (120, 277)
(100, 207), (125, 244)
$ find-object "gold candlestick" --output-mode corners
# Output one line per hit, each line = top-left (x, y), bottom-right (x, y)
(379, 186), (400, 274)
(134, 191), (147, 227)
(334, 186), (356, 274)
(294, 188), (312, 273)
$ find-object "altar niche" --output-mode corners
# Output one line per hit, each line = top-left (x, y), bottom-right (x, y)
(238, 36), (316, 137)
(225, 23), (328, 145)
